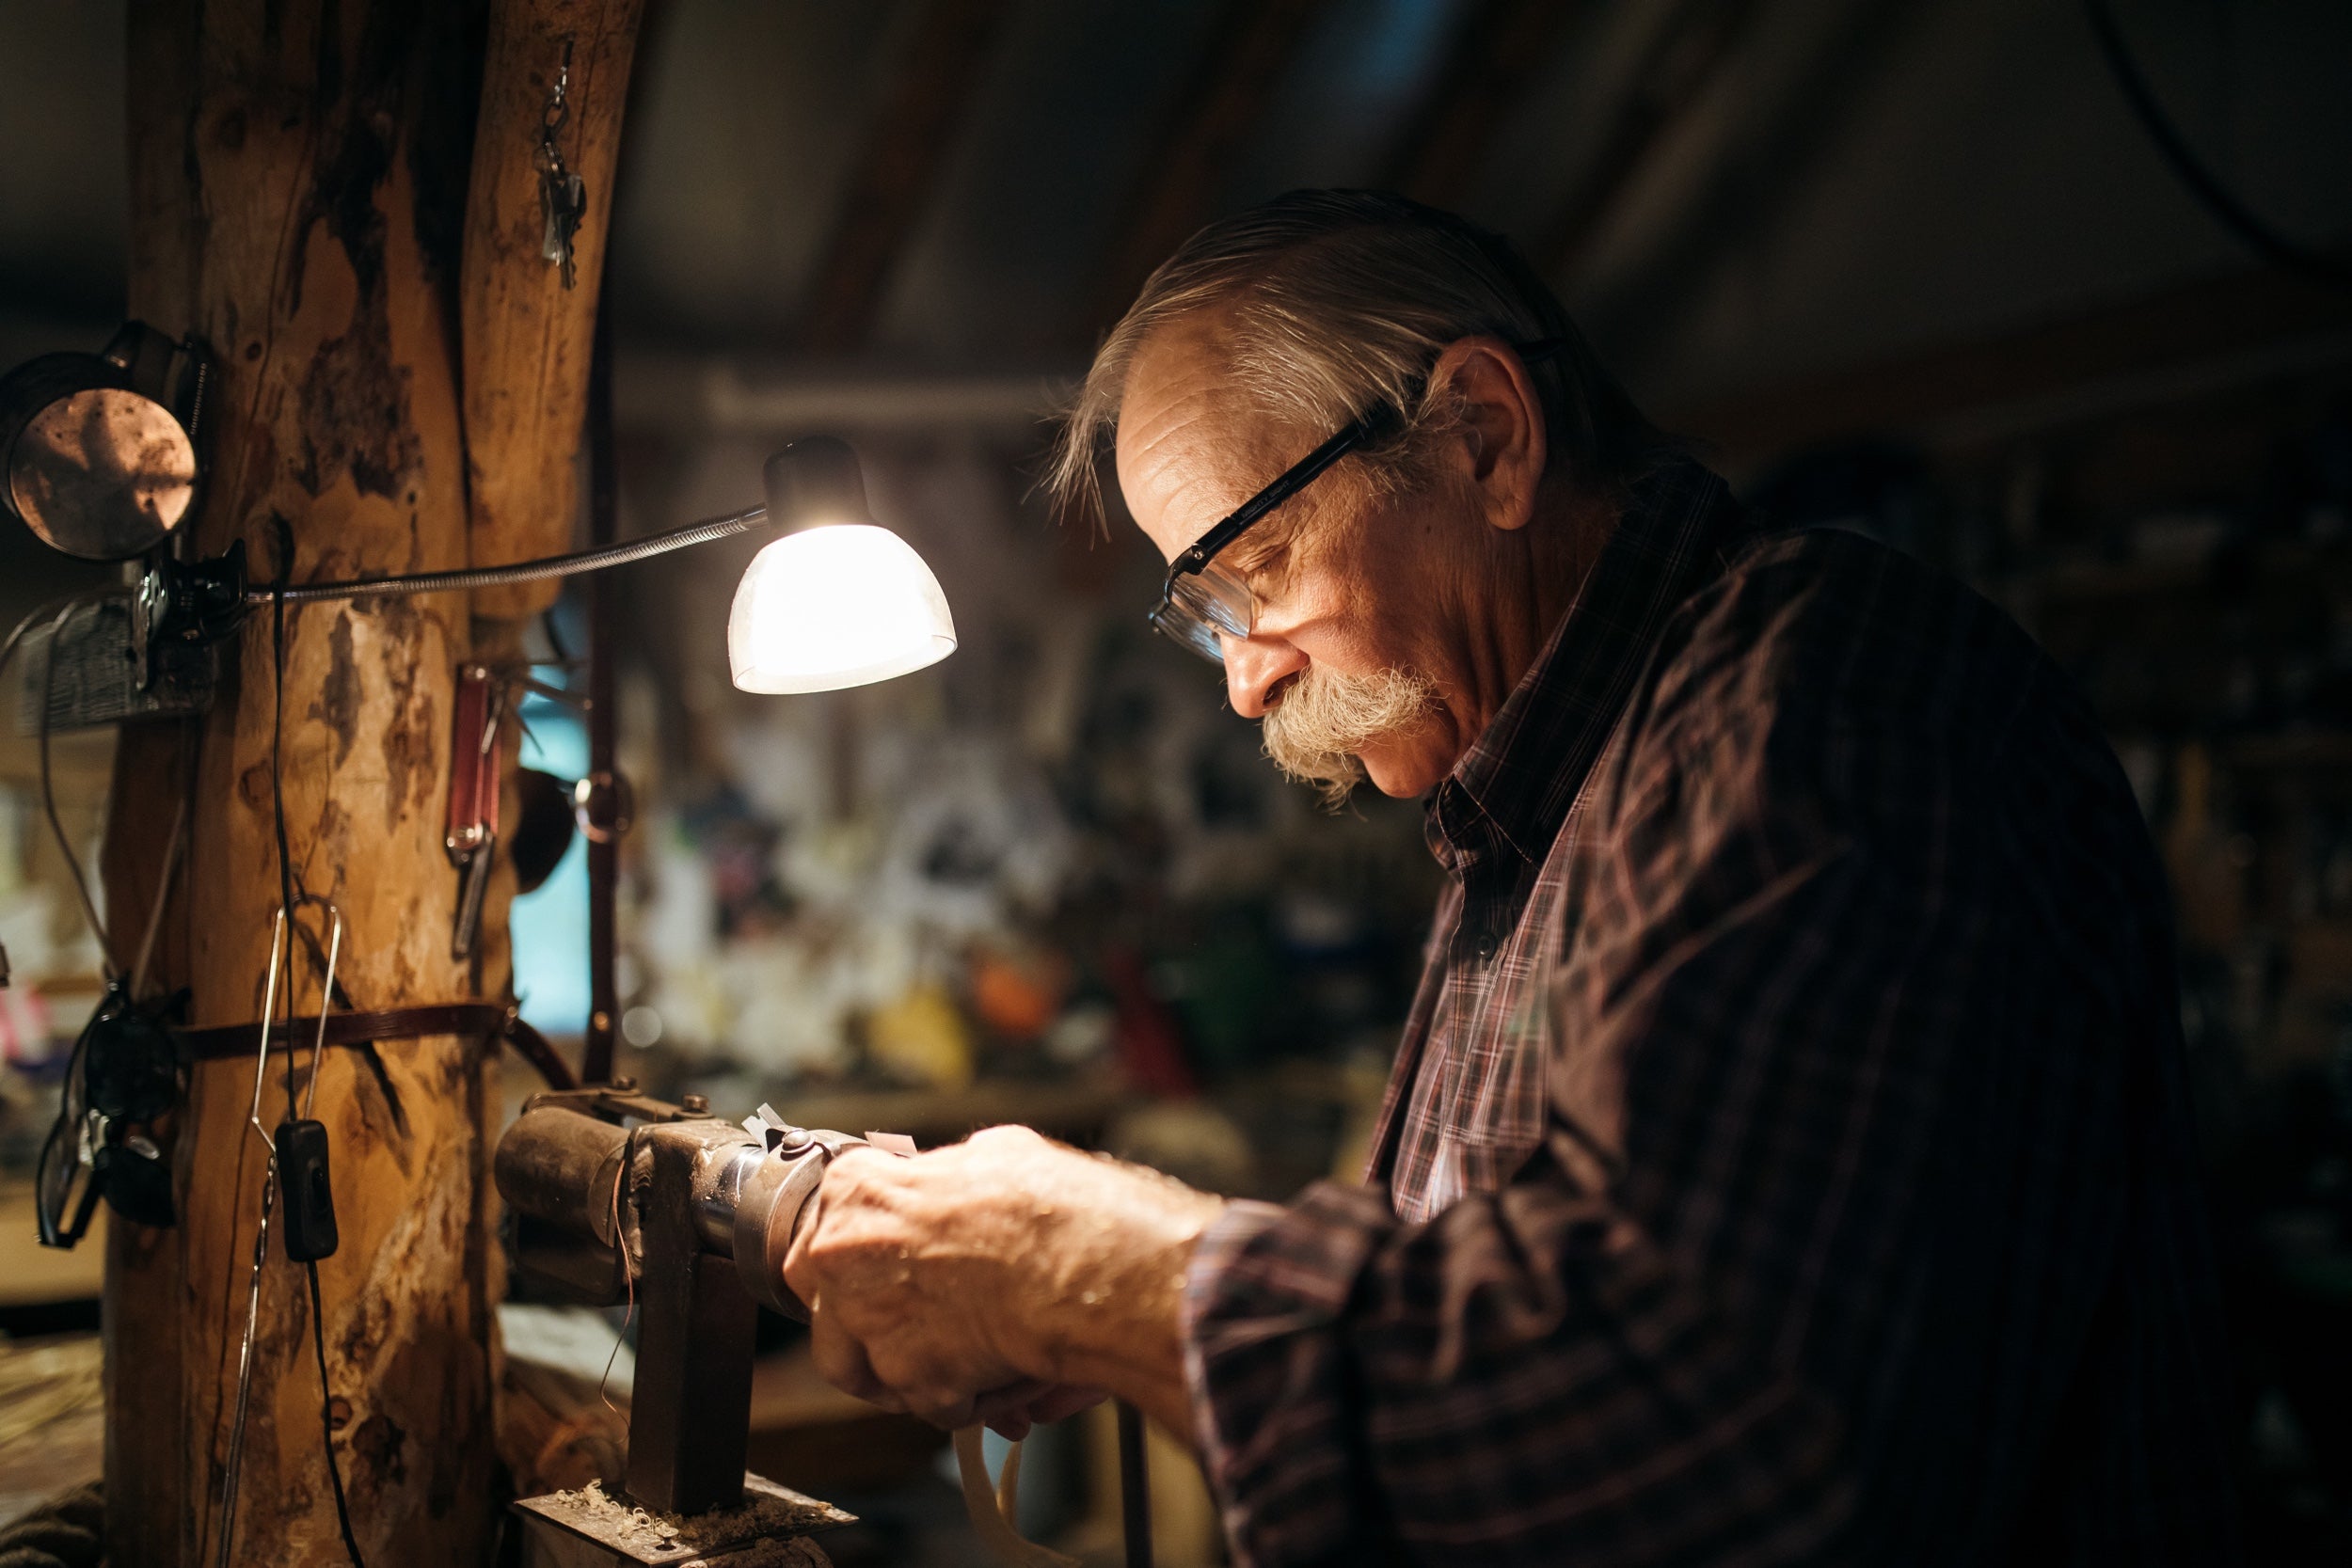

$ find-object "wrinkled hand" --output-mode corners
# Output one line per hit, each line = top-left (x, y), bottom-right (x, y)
(782, 1125), (1224, 1436)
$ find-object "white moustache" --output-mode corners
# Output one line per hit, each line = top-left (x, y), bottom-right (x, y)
(1261, 664), (1438, 808)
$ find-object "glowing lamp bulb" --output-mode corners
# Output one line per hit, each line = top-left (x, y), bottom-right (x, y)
(728, 522), (956, 693)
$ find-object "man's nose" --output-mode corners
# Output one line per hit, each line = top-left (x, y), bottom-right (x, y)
(1223, 634), (1307, 719)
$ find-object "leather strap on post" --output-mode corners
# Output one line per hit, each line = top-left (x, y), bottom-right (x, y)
(178, 1003), (580, 1091)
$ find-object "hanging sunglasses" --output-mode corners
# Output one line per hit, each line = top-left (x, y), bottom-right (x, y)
(36, 978), (187, 1248)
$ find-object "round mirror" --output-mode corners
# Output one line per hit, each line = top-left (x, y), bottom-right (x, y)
(6, 386), (197, 561)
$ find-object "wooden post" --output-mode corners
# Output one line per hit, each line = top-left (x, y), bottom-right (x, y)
(101, 2), (641, 1561)
(583, 298), (622, 1084)
(461, 0), (644, 620)
(459, 0), (643, 1076)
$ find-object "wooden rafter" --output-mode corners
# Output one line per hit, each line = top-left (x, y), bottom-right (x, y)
(1081, 0), (1334, 341)
(1537, 0), (1756, 279)
(1565, 0), (1921, 368)
(799, 0), (1013, 356)
(1671, 261), (2352, 467)
(1377, 0), (1592, 208)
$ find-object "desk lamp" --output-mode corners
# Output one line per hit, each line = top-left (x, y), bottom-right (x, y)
(0, 326), (954, 689)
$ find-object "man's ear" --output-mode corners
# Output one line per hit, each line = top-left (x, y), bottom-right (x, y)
(1432, 336), (1548, 533)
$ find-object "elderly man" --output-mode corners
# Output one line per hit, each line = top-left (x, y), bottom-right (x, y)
(781, 192), (2239, 1564)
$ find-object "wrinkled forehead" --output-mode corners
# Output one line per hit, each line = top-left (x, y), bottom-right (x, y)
(1113, 313), (1300, 558)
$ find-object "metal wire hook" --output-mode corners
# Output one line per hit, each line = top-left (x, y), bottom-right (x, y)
(302, 901), (344, 1120)
(222, 904), (296, 1566)
(541, 38), (574, 140)
(244, 910), (290, 1158)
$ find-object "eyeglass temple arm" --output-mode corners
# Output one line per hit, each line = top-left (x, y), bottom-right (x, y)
(1166, 339), (1564, 578)
(1171, 409), (1395, 577)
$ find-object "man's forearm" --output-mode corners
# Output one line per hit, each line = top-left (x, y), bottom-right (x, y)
(1047, 1184), (1225, 1434)
(784, 1127), (1225, 1436)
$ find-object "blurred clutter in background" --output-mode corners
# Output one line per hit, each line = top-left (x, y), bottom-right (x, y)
(523, 428), (1438, 1199)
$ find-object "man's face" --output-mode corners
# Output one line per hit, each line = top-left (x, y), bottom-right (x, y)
(1116, 315), (1486, 800)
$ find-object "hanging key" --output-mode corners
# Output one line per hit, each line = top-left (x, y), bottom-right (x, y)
(446, 664), (508, 960)
(538, 164), (586, 289)
(534, 41), (586, 291)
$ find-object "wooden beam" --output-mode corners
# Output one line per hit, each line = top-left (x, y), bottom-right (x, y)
(460, 0), (646, 621)
(800, 0), (1013, 356)
(1081, 0), (1333, 341)
(1376, 0), (1590, 208)
(1537, 0), (1756, 279)
(1667, 261), (2352, 466)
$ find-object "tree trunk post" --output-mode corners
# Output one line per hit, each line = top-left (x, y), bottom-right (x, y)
(102, 3), (641, 1561)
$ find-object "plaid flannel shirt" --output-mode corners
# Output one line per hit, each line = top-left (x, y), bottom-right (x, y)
(1180, 461), (2239, 1565)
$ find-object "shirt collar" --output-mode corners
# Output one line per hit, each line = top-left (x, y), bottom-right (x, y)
(1425, 459), (1747, 870)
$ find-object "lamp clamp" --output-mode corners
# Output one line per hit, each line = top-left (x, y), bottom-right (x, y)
(131, 541), (250, 684)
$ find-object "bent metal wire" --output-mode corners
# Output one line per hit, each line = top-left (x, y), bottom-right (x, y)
(217, 899), (342, 1568)
(1148, 338), (1567, 664)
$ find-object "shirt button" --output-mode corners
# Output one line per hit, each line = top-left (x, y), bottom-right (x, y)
(1471, 930), (1499, 962)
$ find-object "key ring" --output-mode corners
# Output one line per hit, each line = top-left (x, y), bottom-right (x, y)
(541, 40), (573, 145)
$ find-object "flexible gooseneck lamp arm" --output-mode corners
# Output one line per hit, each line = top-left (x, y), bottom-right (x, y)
(248, 501), (771, 606)
(157, 436), (958, 696)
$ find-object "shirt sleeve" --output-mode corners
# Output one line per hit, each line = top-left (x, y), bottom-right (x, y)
(1178, 583), (2147, 1564)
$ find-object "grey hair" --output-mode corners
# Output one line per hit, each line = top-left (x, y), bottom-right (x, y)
(1047, 189), (1673, 535)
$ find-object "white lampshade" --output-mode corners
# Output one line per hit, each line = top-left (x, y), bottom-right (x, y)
(727, 522), (957, 693)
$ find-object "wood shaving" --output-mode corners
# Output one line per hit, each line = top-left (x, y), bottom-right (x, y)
(528, 1477), (850, 1564)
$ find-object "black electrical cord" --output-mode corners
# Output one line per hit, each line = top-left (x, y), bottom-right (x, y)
(270, 583), (298, 1116)
(27, 594), (124, 981)
(303, 1261), (362, 1563)
(1117, 1400), (1154, 1568)
(269, 578), (370, 1568)
(2085, 0), (2352, 293)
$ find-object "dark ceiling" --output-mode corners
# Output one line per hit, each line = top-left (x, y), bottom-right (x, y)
(2, 0), (2347, 419)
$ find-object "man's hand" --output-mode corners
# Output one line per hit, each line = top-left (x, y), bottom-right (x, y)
(781, 1125), (1225, 1436)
